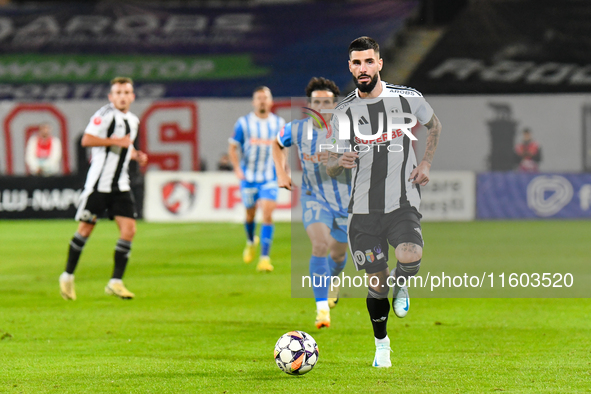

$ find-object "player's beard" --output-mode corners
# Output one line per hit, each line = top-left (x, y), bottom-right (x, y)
(354, 73), (379, 93)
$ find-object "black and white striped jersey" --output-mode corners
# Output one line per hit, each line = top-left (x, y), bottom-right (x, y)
(331, 81), (434, 214)
(82, 103), (140, 194)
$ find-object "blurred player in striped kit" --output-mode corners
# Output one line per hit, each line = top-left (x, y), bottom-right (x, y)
(229, 86), (286, 272)
(272, 78), (350, 329)
(59, 77), (148, 301)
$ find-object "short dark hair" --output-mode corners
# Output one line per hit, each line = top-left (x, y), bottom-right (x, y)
(348, 36), (380, 57)
(253, 86), (271, 96)
(305, 77), (340, 99)
(111, 77), (133, 86)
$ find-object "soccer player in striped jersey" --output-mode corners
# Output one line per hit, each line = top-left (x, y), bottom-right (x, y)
(229, 86), (286, 272)
(327, 37), (442, 367)
(59, 77), (148, 301)
(272, 77), (350, 329)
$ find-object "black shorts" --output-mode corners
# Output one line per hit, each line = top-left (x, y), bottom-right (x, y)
(348, 207), (423, 274)
(75, 191), (137, 224)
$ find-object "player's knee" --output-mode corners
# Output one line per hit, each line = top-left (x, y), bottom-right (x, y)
(311, 239), (329, 257)
(77, 222), (94, 238)
(395, 243), (422, 263)
(246, 210), (256, 222)
(121, 222), (136, 240)
(330, 250), (347, 264)
(367, 269), (389, 295)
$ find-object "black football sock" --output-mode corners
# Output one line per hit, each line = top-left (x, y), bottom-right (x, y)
(112, 239), (132, 279)
(65, 232), (88, 274)
(367, 287), (390, 340)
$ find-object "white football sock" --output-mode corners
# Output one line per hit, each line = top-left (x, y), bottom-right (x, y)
(316, 301), (329, 311)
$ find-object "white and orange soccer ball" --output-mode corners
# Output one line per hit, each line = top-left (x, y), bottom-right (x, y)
(274, 331), (319, 375)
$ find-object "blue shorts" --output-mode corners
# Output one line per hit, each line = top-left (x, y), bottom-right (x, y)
(240, 180), (278, 208)
(301, 193), (348, 243)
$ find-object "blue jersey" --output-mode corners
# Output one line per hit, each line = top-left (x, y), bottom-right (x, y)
(230, 112), (285, 183)
(278, 119), (351, 215)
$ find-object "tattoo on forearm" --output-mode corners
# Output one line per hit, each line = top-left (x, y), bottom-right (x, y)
(422, 114), (442, 165)
(327, 152), (344, 177)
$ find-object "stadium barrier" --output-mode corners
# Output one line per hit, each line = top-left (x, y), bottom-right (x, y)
(144, 171), (296, 222)
(0, 175), (83, 219)
(144, 171), (475, 223)
(477, 172), (591, 219)
(419, 171), (475, 221)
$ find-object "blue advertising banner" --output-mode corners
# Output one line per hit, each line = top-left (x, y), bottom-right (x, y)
(477, 173), (591, 219)
(0, 1), (418, 98)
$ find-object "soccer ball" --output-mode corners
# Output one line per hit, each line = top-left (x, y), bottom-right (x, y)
(274, 331), (319, 375)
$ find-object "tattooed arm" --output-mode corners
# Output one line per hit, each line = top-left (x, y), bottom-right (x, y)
(408, 113), (442, 186)
(326, 151), (358, 178)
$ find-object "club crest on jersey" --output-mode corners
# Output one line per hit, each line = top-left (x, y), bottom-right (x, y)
(161, 181), (197, 215)
(354, 250), (365, 265)
(365, 249), (375, 263)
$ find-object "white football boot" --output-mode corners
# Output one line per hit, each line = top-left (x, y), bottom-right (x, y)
(393, 284), (409, 318)
(372, 338), (392, 368)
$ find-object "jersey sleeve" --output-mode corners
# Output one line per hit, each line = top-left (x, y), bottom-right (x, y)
(228, 118), (245, 146)
(277, 122), (293, 148)
(327, 108), (350, 153)
(85, 109), (114, 138)
(408, 95), (434, 125)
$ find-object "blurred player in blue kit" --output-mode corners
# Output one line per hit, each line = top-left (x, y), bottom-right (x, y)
(229, 86), (286, 272)
(272, 77), (350, 329)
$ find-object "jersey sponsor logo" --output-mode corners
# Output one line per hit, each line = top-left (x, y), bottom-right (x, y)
(302, 152), (323, 163)
(354, 129), (406, 145)
(249, 137), (274, 146)
(161, 181), (196, 215)
(93, 116), (102, 125)
(389, 89), (417, 96)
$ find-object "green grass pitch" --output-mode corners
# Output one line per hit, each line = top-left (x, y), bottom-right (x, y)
(1, 220), (590, 393)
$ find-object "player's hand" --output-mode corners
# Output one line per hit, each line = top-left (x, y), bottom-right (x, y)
(318, 151), (329, 166)
(234, 167), (245, 180)
(409, 161), (431, 186)
(135, 150), (148, 166)
(338, 152), (358, 169)
(111, 135), (132, 148)
(278, 173), (292, 191)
